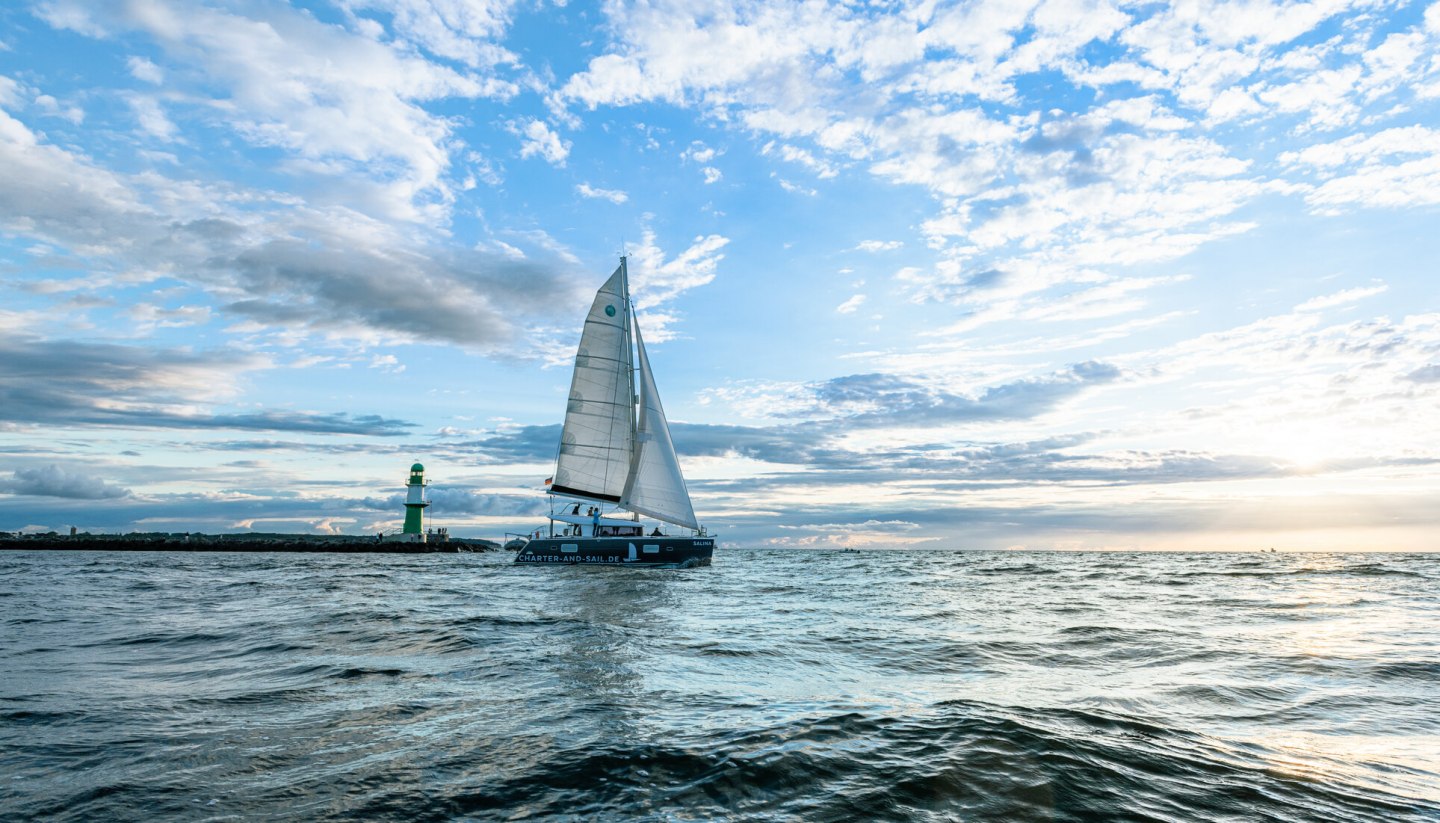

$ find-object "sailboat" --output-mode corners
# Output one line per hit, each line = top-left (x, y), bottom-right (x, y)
(513, 256), (715, 568)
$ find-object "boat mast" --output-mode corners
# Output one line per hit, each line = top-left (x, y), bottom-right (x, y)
(621, 255), (642, 522)
(620, 255), (639, 466)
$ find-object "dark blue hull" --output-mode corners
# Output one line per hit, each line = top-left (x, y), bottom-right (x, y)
(513, 536), (713, 567)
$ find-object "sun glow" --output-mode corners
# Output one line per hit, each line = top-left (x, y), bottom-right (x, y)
(1245, 418), (1366, 470)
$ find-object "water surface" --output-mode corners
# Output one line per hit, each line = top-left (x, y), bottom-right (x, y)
(2, 549), (1437, 821)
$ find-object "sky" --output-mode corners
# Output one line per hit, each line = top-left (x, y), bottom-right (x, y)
(1, 0), (1437, 550)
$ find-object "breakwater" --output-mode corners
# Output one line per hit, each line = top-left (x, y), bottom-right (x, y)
(0, 531), (500, 553)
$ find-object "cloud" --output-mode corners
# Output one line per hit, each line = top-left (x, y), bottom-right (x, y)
(188, 439), (398, 456)
(1406, 364), (1440, 384)
(762, 141), (838, 178)
(446, 418), (833, 470)
(1282, 126), (1440, 170)
(515, 118), (570, 166)
(440, 424), (562, 463)
(126, 55), (163, 84)
(125, 303), (212, 333)
(369, 354), (405, 374)
(0, 75), (19, 107)
(7, 0), (1439, 549)
(0, 465), (131, 499)
(1015, 275), (1191, 324)
(682, 142), (717, 163)
(624, 230), (729, 338)
(39, 0), (518, 220)
(552, 0), (1440, 323)
(799, 361), (1123, 426)
(363, 486), (545, 517)
(698, 437), (1429, 500)
(341, 0), (521, 69)
(1295, 285), (1388, 313)
(912, 129), (1261, 305)
(854, 240), (902, 252)
(1142, 304), (1440, 385)
(218, 229), (575, 349)
(0, 332), (415, 435)
(0, 107), (153, 256)
(1282, 126), (1440, 215)
(126, 94), (177, 140)
(670, 422), (829, 465)
(577, 182), (628, 203)
(780, 519), (920, 532)
(0, 109), (582, 351)
(32, 91), (84, 125)
(774, 518), (930, 548)
(777, 178), (815, 195)
(643, 366), (1123, 471)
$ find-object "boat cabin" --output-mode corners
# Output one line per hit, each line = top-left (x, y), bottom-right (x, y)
(548, 509), (662, 539)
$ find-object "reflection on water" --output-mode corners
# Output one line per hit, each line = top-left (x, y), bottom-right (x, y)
(1, 549), (1437, 821)
(1253, 730), (1440, 805)
(532, 570), (680, 748)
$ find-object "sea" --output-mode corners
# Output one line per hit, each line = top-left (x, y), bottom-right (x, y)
(1, 549), (1437, 822)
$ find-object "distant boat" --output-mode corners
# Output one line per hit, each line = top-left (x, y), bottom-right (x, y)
(513, 256), (714, 568)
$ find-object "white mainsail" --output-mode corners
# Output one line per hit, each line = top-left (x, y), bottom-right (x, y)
(550, 264), (634, 503)
(621, 318), (699, 530)
(550, 257), (700, 531)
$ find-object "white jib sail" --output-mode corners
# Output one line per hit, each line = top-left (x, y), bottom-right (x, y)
(552, 265), (634, 503)
(621, 316), (699, 531)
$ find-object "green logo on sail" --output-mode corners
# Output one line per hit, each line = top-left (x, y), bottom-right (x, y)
(605, 305), (616, 317)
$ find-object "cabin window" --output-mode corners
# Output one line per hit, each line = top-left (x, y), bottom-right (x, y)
(561, 543), (578, 553)
(642, 544), (660, 554)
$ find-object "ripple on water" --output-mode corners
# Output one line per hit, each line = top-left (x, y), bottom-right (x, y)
(0, 549), (1436, 821)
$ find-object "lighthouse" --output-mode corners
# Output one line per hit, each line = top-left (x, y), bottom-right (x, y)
(402, 462), (429, 539)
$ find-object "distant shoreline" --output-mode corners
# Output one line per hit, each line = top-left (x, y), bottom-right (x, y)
(0, 532), (502, 554)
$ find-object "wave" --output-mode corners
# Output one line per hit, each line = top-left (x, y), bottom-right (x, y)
(399, 704), (1438, 823)
(3, 549), (1437, 822)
